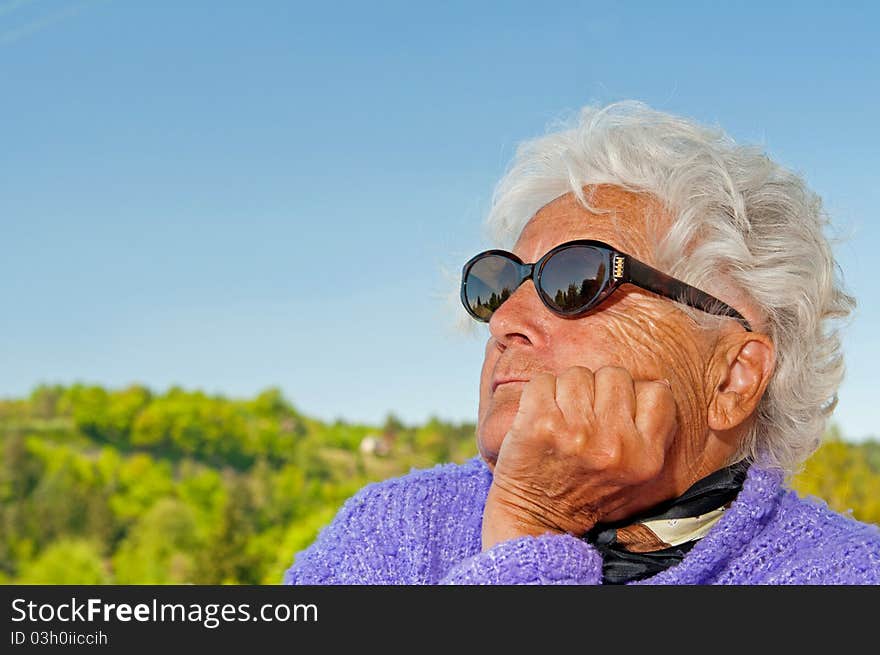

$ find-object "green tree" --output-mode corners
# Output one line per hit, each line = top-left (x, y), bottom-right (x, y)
(792, 428), (880, 525)
(17, 539), (111, 584)
(194, 475), (262, 584)
(113, 498), (201, 584)
(28, 384), (66, 419)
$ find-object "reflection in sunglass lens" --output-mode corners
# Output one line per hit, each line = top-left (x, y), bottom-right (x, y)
(540, 246), (606, 313)
(465, 255), (521, 320)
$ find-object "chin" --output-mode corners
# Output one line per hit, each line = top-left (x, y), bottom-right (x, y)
(476, 407), (515, 472)
(477, 443), (498, 472)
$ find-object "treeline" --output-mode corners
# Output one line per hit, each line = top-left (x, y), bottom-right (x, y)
(791, 424), (880, 526)
(0, 383), (877, 584)
(0, 384), (476, 584)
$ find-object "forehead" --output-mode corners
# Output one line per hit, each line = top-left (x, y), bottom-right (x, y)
(513, 185), (670, 264)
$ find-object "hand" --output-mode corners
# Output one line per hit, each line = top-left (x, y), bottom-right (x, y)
(482, 365), (680, 551)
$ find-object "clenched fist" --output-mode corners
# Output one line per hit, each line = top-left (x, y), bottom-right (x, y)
(482, 365), (680, 551)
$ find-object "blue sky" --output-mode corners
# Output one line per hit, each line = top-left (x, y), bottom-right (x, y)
(1, 1), (878, 440)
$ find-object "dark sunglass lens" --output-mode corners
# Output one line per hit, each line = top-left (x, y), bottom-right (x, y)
(464, 255), (521, 320)
(540, 246), (606, 313)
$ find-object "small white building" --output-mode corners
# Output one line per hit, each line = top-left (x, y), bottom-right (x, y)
(359, 433), (392, 456)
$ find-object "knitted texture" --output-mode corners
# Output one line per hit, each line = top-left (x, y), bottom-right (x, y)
(283, 455), (880, 585)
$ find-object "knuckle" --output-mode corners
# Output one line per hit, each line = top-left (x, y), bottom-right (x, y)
(597, 364), (630, 378)
(562, 428), (589, 453)
(558, 365), (593, 386)
(638, 380), (672, 408)
(650, 379), (674, 400)
(595, 365), (633, 389)
(590, 439), (622, 469)
(637, 392), (662, 414)
(562, 364), (592, 376)
(532, 413), (558, 435)
(570, 431), (588, 449)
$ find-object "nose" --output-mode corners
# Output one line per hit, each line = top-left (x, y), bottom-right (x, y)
(488, 278), (546, 348)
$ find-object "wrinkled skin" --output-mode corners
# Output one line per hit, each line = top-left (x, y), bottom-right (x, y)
(477, 185), (776, 550)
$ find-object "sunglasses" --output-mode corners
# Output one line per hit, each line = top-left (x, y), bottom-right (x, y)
(460, 239), (752, 332)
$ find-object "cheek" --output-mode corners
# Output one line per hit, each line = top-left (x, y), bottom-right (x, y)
(599, 310), (711, 431)
(477, 342), (496, 405)
(595, 305), (698, 370)
(549, 322), (634, 374)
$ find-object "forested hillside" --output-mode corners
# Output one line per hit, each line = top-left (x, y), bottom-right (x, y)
(1, 384), (876, 584)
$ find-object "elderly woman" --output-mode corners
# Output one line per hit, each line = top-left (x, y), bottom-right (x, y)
(284, 101), (880, 584)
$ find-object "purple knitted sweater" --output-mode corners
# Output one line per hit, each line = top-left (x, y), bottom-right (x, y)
(283, 455), (880, 584)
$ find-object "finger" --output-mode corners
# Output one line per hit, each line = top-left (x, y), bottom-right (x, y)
(510, 372), (559, 434)
(633, 379), (678, 448)
(593, 366), (637, 424)
(554, 366), (595, 428)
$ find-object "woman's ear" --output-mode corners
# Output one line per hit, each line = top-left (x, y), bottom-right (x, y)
(707, 333), (776, 433)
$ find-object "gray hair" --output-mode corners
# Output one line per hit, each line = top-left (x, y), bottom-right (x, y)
(441, 100), (855, 476)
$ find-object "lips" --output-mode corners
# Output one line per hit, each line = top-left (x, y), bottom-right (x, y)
(491, 378), (530, 393)
(491, 360), (540, 393)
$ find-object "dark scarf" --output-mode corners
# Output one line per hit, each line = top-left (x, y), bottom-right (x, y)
(581, 461), (750, 584)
